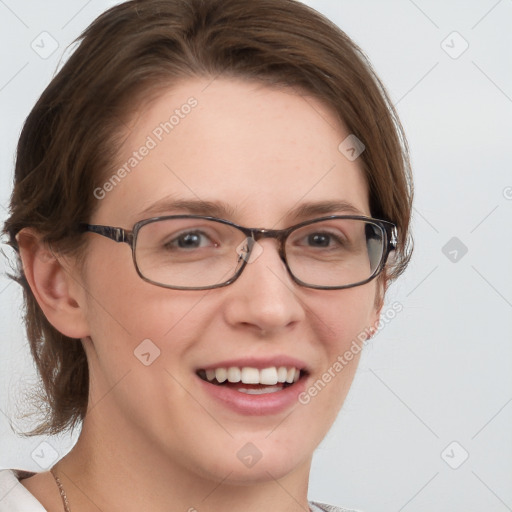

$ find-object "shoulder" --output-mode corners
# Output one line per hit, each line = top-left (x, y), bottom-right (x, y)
(309, 500), (362, 512)
(0, 469), (47, 511)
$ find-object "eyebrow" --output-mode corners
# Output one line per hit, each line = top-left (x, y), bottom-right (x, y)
(136, 197), (366, 223)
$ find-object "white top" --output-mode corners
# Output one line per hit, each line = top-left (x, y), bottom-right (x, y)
(0, 469), (48, 511)
(0, 469), (359, 512)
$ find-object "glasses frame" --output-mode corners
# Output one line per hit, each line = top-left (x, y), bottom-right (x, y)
(80, 214), (397, 291)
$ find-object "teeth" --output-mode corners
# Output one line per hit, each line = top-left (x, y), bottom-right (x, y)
(204, 366), (301, 385)
(260, 367), (278, 385)
(277, 366), (288, 383)
(237, 386), (283, 394)
(241, 367), (260, 384)
(227, 367), (241, 382)
(215, 368), (227, 383)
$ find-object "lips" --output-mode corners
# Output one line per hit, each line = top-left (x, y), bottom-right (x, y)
(195, 358), (308, 413)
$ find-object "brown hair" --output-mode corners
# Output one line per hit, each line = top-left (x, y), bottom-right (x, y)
(3, 0), (413, 436)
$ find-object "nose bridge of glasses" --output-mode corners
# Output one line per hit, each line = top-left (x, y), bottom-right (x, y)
(251, 228), (286, 241)
(249, 228), (288, 255)
(253, 229), (289, 247)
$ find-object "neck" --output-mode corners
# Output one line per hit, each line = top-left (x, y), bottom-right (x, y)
(55, 412), (312, 512)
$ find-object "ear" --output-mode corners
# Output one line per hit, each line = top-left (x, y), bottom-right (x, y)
(369, 272), (388, 333)
(374, 273), (388, 311)
(16, 228), (90, 339)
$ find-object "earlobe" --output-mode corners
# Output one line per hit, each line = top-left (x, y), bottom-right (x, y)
(370, 273), (388, 333)
(374, 273), (387, 312)
(16, 228), (90, 339)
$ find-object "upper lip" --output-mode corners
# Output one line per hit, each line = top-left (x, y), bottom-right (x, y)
(197, 356), (308, 372)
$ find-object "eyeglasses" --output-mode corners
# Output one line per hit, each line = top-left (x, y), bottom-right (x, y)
(80, 215), (397, 290)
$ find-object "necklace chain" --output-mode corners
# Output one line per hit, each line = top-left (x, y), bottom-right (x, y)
(50, 466), (71, 512)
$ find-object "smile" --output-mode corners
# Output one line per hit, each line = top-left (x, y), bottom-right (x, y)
(197, 366), (303, 395)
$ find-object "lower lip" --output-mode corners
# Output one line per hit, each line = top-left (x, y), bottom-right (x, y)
(196, 375), (308, 416)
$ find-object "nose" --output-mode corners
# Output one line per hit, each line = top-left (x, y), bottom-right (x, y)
(222, 238), (305, 336)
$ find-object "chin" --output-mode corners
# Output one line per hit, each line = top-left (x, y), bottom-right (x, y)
(209, 434), (313, 484)
(216, 451), (311, 486)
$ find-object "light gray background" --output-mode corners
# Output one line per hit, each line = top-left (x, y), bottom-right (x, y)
(1, 1), (511, 511)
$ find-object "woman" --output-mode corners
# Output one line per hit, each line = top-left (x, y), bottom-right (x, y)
(0, 0), (412, 510)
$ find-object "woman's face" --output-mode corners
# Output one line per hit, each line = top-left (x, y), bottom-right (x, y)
(74, 78), (381, 482)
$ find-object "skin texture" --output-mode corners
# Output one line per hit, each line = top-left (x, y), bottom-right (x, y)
(18, 78), (382, 512)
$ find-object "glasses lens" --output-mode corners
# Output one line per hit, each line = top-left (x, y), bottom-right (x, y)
(285, 218), (385, 288)
(135, 218), (247, 288)
(133, 217), (386, 289)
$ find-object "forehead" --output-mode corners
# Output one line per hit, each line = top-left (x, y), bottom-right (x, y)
(92, 77), (370, 227)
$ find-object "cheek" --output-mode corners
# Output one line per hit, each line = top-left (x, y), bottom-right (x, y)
(302, 284), (377, 408)
(81, 250), (215, 372)
(84, 243), (187, 329)
(308, 282), (378, 349)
